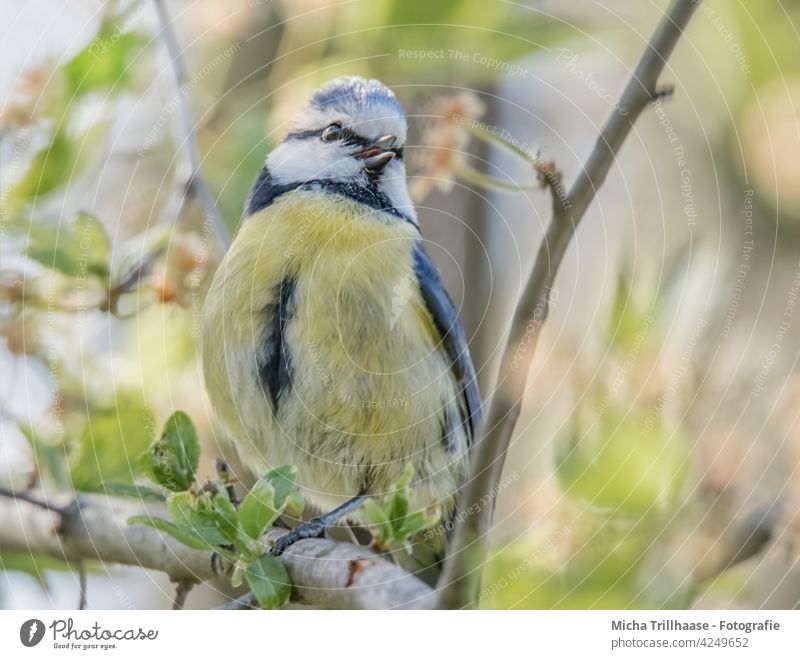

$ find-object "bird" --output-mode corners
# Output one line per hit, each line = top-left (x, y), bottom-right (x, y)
(202, 76), (481, 579)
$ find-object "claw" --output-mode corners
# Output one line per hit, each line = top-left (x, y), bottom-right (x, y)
(271, 519), (326, 555)
(270, 495), (366, 555)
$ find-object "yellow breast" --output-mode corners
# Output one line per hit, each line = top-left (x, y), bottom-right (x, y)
(202, 190), (467, 510)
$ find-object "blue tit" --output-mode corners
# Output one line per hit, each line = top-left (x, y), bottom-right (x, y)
(202, 76), (481, 573)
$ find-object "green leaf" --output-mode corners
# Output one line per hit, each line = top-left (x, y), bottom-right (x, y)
(361, 465), (438, 551)
(387, 487), (410, 531)
(395, 462), (415, 489)
(385, 464), (414, 534)
(146, 411), (199, 492)
(26, 211), (110, 279)
(0, 552), (72, 586)
(19, 424), (69, 490)
(11, 127), (73, 201)
(238, 465), (297, 540)
(397, 509), (440, 539)
(244, 554), (291, 609)
(68, 394), (154, 492)
(361, 498), (389, 525)
(9, 120), (102, 205)
(239, 480), (278, 540)
(167, 492), (229, 548)
(266, 465), (297, 510)
(64, 28), (146, 94)
(211, 490), (243, 546)
(127, 515), (212, 552)
(100, 481), (166, 502)
(231, 564), (244, 589)
(285, 491), (305, 518)
(362, 499), (393, 548)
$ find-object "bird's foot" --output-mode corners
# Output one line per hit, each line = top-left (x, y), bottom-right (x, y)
(271, 519), (326, 555)
(270, 495), (366, 555)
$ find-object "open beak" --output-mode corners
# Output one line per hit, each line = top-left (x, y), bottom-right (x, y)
(356, 135), (397, 175)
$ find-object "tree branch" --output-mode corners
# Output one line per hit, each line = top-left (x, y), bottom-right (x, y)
(437, 0), (701, 608)
(0, 492), (434, 609)
(171, 580), (193, 610)
(152, 0), (231, 251)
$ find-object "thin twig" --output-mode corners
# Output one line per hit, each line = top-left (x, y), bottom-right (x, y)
(0, 486), (72, 516)
(152, 0), (231, 251)
(344, 521), (360, 545)
(437, 0), (701, 609)
(77, 562), (87, 610)
(463, 123), (563, 193)
(172, 580), (194, 610)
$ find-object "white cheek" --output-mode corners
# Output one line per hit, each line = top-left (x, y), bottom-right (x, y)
(267, 140), (360, 184)
(380, 162), (415, 219)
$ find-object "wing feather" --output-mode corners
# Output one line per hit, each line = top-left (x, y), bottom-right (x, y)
(412, 244), (481, 446)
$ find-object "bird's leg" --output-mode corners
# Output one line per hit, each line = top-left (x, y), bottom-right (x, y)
(271, 494), (366, 555)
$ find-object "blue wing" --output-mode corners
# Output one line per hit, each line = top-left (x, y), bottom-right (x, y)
(412, 243), (482, 447)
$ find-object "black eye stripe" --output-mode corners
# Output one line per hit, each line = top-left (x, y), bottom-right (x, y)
(284, 126), (392, 151)
(338, 127), (371, 148)
(284, 128), (324, 141)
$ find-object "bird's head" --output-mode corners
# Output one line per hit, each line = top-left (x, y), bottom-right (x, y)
(263, 76), (414, 222)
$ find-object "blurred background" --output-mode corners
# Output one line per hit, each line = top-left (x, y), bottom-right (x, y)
(2, 0), (800, 609)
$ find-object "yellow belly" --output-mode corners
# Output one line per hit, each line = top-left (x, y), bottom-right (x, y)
(202, 191), (468, 513)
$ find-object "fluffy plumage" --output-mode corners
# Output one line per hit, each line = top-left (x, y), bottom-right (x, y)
(202, 76), (480, 561)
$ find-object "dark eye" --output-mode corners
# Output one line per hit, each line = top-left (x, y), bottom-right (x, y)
(321, 122), (343, 142)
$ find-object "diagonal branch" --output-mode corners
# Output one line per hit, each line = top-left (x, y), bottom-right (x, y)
(152, 0), (231, 251)
(437, 0), (701, 609)
(0, 492), (434, 609)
